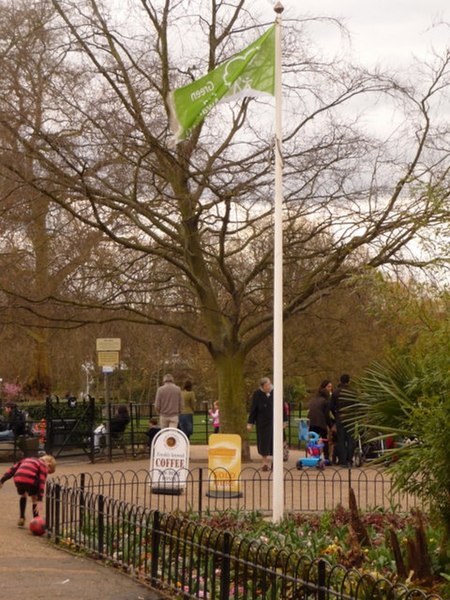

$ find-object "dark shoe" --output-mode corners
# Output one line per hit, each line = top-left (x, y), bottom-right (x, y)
(261, 464), (269, 472)
(17, 517), (25, 528)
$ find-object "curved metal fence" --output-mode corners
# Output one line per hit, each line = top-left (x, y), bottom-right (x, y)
(51, 465), (424, 516)
(45, 476), (442, 600)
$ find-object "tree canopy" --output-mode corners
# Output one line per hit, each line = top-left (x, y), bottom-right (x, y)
(0, 0), (449, 451)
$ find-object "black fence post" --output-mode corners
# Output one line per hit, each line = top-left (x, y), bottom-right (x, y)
(129, 402), (136, 457)
(89, 427), (95, 464)
(220, 531), (232, 600)
(79, 473), (85, 530)
(88, 396), (96, 464)
(107, 404), (113, 462)
(54, 483), (61, 544)
(318, 559), (326, 600)
(198, 468), (203, 517)
(203, 401), (209, 444)
(45, 483), (51, 535)
(98, 493), (104, 558)
(151, 510), (161, 586)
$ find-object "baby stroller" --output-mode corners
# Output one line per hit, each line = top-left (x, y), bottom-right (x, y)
(296, 431), (325, 470)
(353, 434), (387, 467)
(84, 424), (107, 454)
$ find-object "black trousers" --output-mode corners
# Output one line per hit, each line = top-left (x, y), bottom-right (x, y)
(336, 422), (355, 466)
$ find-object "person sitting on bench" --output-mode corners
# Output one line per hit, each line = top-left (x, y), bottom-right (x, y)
(110, 405), (130, 443)
(0, 402), (26, 442)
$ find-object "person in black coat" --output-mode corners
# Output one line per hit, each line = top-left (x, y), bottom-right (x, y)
(307, 380), (333, 462)
(330, 374), (355, 467)
(0, 402), (26, 441)
(110, 405), (130, 441)
(247, 377), (288, 471)
(145, 418), (161, 454)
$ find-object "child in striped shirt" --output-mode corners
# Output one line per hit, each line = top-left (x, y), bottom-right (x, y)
(0, 454), (56, 527)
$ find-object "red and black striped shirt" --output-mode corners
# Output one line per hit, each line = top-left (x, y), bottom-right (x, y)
(1, 457), (49, 500)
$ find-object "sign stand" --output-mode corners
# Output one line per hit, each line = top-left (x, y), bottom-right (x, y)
(150, 428), (190, 495)
(206, 434), (242, 498)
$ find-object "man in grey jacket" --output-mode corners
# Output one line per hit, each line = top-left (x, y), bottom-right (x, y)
(154, 374), (183, 429)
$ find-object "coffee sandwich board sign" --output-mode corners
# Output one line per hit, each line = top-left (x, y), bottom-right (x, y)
(207, 433), (242, 498)
(150, 428), (190, 495)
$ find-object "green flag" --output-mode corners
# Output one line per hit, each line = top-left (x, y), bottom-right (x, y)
(168, 26), (275, 141)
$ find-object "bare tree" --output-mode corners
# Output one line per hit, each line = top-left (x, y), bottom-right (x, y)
(0, 0), (107, 395)
(0, 0), (448, 453)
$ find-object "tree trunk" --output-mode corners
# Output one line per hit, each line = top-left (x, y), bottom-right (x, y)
(24, 328), (52, 399)
(214, 351), (251, 461)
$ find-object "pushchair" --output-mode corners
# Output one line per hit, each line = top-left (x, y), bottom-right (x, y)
(296, 431), (326, 470)
(84, 424), (107, 454)
(353, 434), (387, 467)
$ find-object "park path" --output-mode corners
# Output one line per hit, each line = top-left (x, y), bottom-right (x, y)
(0, 444), (265, 600)
(0, 444), (388, 600)
(0, 452), (174, 600)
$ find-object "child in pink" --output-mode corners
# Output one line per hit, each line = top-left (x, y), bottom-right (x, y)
(209, 401), (220, 433)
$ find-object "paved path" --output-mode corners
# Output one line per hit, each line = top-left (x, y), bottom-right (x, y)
(0, 444), (340, 600)
(0, 452), (195, 600)
(0, 444), (279, 600)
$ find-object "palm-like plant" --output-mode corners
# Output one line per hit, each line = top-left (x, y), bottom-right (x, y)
(343, 320), (450, 569)
(344, 357), (423, 436)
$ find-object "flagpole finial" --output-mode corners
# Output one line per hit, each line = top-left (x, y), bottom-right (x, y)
(273, 1), (284, 14)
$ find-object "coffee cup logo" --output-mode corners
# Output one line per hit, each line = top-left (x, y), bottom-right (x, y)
(165, 436), (177, 448)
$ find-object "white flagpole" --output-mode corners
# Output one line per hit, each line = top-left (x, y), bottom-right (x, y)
(272, 1), (284, 523)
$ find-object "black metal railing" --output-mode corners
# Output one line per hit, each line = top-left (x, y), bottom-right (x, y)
(0, 400), (306, 463)
(51, 465), (424, 516)
(45, 478), (442, 600)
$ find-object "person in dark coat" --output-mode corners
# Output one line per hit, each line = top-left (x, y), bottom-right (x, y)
(307, 380), (333, 463)
(145, 418), (161, 454)
(110, 405), (130, 441)
(330, 374), (355, 467)
(247, 377), (288, 471)
(0, 402), (26, 441)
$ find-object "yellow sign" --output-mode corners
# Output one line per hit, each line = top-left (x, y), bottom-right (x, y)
(207, 434), (242, 497)
(97, 351), (119, 367)
(96, 338), (121, 351)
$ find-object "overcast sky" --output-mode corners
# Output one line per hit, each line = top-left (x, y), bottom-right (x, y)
(262, 0), (449, 68)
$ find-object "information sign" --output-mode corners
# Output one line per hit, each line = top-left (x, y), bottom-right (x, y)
(97, 351), (120, 367)
(96, 338), (121, 352)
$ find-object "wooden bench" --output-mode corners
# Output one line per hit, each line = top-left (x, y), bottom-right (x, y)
(0, 435), (40, 462)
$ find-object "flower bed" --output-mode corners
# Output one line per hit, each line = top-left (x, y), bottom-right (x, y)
(194, 504), (448, 598)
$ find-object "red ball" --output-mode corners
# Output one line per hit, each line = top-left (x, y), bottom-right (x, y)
(29, 516), (46, 536)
